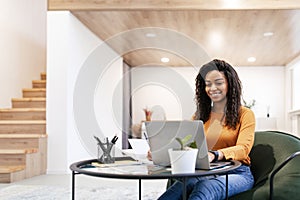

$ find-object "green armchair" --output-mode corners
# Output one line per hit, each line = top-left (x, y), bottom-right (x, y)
(166, 131), (300, 199)
(230, 131), (300, 200)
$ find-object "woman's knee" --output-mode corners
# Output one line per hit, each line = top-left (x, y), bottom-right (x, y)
(189, 178), (226, 200)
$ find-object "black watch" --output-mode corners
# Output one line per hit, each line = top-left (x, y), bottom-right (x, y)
(209, 150), (219, 162)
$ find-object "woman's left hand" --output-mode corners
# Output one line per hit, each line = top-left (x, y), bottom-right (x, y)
(208, 151), (215, 162)
(208, 150), (224, 162)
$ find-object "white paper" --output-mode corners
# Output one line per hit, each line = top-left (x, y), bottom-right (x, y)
(128, 139), (150, 155)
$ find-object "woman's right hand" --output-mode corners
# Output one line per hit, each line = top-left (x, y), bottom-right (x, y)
(147, 150), (152, 161)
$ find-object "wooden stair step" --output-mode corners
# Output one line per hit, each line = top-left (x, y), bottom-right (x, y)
(22, 88), (46, 98)
(41, 72), (46, 80)
(32, 80), (46, 88)
(0, 165), (25, 173)
(0, 148), (38, 166)
(0, 108), (46, 120)
(0, 134), (47, 149)
(0, 133), (47, 139)
(0, 165), (26, 183)
(0, 148), (43, 182)
(0, 154), (25, 166)
(12, 98), (46, 108)
(0, 120), (46, 124)
(0, 120), (46, 134)
(0, 149), (38, 154)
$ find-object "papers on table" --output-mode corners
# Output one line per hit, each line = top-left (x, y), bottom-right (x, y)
(91, 159), (141, 168)
(86, 161), (166, 175)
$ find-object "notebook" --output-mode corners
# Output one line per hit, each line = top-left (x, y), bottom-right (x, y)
(144, 120), (230, 170)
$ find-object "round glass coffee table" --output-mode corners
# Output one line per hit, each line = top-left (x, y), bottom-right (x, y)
(70, 157), (241, 200)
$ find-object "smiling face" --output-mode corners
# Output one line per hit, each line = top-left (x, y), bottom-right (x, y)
(205, 70), (228, 105)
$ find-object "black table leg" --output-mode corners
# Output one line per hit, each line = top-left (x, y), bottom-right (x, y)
(226, 173), (228, 200)
(72, 171), (75, 200)
(182, 177), (187, 200)
(138, 178), (142, 200)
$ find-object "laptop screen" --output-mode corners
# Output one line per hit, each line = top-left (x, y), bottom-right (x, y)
(145, 120), (205, 167)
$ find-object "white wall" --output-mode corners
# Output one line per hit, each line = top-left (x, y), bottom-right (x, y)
(131, 65), (286, 131)
(291, 62), (300, 110)
(47, 12), (123, 173)
(236, 66), (285, 131)
(286, 55), (300, 137)
(131, 66), (198, 123)
(47, 11), (72, 174)
(0, 0), (46, 107)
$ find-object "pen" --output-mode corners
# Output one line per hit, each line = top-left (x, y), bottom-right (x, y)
(143, 132), (148, 140)
(94, 135), (106, 150)
(111, 135), (118, 144)
(94, 135), (101, 144)
(143, 132), (149, 144)
(107, 135), (117, 158)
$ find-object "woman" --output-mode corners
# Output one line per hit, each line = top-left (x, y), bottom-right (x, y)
(158, 59), (255, 200)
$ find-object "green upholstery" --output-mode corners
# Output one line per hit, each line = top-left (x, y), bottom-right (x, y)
(230, 131), (300, 200)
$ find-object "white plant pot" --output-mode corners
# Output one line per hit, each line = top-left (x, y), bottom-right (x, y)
(168, 148), (198, 174)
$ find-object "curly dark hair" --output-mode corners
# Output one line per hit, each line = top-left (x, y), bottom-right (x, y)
(194, 59), (242, 130)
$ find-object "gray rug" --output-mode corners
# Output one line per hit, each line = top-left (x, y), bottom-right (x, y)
(0, 184), (165, 200)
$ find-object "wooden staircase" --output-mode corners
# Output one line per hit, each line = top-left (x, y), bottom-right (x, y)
(0, 73), (47, 183)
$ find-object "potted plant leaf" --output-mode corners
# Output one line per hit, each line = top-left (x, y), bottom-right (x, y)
(168, 134), (198, 174)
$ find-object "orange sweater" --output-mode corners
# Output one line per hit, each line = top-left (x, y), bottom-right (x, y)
(204, 107), (255, 165)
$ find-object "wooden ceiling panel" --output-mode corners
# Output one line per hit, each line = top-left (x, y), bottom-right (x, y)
(49, 0), (300, 11)
(123, 49), (192, 67)
(71, 9), (300, 67)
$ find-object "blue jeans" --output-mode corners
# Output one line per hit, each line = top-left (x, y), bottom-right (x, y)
(158, 165), (254, 200)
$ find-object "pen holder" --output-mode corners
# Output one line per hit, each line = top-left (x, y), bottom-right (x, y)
(97, 140), (115, 164)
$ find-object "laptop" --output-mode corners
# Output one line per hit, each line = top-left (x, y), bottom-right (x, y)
(144, 120), (230, 170)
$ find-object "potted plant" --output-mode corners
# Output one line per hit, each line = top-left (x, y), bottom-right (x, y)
(168, 134), (198, 174)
